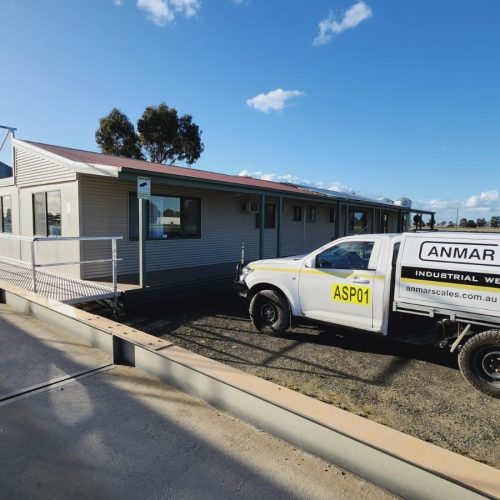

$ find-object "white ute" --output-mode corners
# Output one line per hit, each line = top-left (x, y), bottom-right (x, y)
(235, 232), (500, 397)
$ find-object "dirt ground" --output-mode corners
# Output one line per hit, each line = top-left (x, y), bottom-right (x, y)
(83, 292), (499, 469)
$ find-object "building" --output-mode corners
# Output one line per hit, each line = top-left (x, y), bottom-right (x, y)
(0, 161), (12, 179)
(0, 139), (434, 304)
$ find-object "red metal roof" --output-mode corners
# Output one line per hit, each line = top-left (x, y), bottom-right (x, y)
(23, 140), (327, 198)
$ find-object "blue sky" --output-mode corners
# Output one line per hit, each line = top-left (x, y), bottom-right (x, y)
(1, 0), (499, 223)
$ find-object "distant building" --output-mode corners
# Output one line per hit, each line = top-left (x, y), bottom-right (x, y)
(0, 161), (12, 179)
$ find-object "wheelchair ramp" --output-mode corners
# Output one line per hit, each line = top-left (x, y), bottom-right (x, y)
(0, 259), (119, 304)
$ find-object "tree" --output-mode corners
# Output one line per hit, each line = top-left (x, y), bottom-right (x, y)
(491, 216), (500, 228)
(96, 103), (204, 166)
(95, 108), (143, 159)
(459, 218), (468, 227)
(136, 103), (204, 165)
(466, 219), (477, 228)
(476, 218), (486, 227)
(447, 221), (455, 227)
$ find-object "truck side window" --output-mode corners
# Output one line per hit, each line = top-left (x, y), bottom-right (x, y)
(316, 241), (375, 270)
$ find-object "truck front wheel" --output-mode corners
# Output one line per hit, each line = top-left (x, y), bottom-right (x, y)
(249, 290), (290, 336)
(458, 330), (500, 398)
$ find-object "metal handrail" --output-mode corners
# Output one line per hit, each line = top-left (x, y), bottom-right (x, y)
(0, 234), (123, 297)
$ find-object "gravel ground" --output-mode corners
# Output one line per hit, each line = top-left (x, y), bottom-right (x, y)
(84, 292), (499, 469)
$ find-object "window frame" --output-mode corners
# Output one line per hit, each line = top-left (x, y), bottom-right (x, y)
(306, 205), (316, 223)
(128, 192), (201, 241)
(329, 207), (335, 224)
(32, 190), (61, 237)
(349, 209), (368, 235)
(292, 206), (302, 222)
(256, 203), (276, 229)
(1, 195), (12, 234)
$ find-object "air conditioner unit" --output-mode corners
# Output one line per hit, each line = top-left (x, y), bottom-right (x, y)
(241, 201), (260, 213)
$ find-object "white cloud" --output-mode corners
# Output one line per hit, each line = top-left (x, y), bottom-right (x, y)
(136, 0), (201, 26)
(113, 0), (123, 5)
(415, 189), (500, 222)
(314, 1), (373, 45)
(238, 170), (351, 193)
(170, 0), (200, 17)
(465, 189), (499, 208)
(246, 88), (305, 113)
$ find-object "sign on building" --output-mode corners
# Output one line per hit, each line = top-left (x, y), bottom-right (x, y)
(137, 176), (151, 200)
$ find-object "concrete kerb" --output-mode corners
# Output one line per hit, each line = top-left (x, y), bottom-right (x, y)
(1, 282), (499, 500)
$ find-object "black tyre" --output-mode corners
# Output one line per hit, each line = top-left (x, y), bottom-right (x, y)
(249, 290), (290, 336)
(458, 330), (500, 398)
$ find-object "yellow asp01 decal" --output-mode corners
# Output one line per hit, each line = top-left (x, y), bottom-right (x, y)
(332, 283), (371, 306)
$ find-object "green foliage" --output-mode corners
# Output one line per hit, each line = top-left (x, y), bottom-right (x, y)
(95, 108), (143, 159)
(137, 103), (180, 164)
(491, 216), (500, 228)
(459, 217), (468, 227)
(96, 103), (204, 166)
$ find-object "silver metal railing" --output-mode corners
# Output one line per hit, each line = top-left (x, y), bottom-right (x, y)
(0, 234), (123, 298)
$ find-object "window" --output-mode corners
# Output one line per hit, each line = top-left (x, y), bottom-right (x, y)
(316, 241), (374, 270)
(1, 195), (12, 233)
(33, 191), (61, 236)
(256, 203), (276, 229)
(293, 206), (302, 222)
(380, 212), (389, 233)
(306, 205), (316, 223)
(129, 193), (201, 240)
(329, 208), (335, 224)
(349, 210), (367, 234)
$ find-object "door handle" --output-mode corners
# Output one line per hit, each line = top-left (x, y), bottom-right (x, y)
(350, 278), (370, 284)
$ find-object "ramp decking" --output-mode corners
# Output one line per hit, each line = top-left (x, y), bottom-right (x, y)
(0, 259), (118, 304)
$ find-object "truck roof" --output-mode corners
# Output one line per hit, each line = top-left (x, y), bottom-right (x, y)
(402, 231), (500, 241)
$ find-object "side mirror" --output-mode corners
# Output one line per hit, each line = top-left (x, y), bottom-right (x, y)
(304, 256), (316, 269)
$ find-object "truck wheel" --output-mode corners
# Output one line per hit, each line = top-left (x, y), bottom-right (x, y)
(458, 330), (500, 398)
(249, 290), (290, 336)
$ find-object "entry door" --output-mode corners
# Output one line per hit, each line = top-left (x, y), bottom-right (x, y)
(298, 239), (380, 330)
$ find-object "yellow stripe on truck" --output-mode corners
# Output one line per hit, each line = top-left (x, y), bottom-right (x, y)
(250, 266), (385, 280)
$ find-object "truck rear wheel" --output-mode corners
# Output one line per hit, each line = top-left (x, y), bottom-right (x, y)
(458, 330), (500, 398)
(249, 290), (290, 336)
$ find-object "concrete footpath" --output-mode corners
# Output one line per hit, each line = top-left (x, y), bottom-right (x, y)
(0, 303), (393, 499)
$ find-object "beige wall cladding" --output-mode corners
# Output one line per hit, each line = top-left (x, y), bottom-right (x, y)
(14, 147), (76, 187)
(80, 176), (263, 278)
(80, 176), (349, 277)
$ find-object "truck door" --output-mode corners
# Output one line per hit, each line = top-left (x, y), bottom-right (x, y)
(298, 239), (381, 330)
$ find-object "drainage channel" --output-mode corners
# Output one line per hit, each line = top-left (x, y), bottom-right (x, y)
(0, 364), (114, 406)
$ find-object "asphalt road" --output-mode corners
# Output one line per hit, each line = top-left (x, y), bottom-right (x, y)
(85, 292), (500, 469)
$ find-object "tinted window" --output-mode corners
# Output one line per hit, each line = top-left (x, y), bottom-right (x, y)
(33, 192), (48, 236)
(129, 193), (201, 240)
(317, 241), (374, 270)
(256, 203), (276, 229)
(1, 196), (12, 233)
